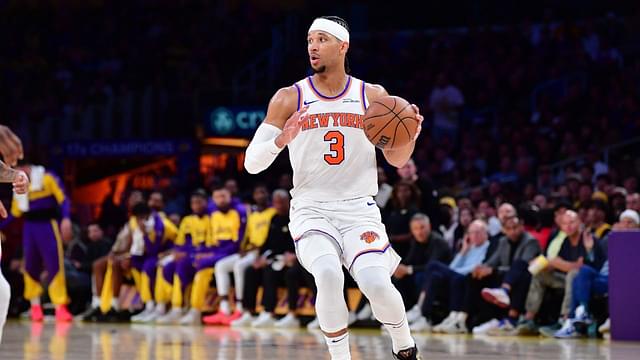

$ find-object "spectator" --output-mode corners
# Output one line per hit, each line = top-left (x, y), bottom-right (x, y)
(429, 72), (464, 144)
(516, 210), (604, 335)
(64, 222), (112, 314)
(231, 190), (316, 328)
(396, 159), (439, 227)
(626, 193), (640, 213)
(587, 200), (612, 240)
(609, 187), (627, 219)
(471, 216), (541, 335)
(407, 219), (490, 333)
(375, 167), (393, 210)
(554, 209), (639, 338)
(476, 200), (501, 237)
(438, 197), (458, 250)
(392, 213), (451, 310)
(384, 180), (422, 259)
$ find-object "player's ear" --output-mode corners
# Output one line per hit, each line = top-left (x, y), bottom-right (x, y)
(340, 41), (349, 54)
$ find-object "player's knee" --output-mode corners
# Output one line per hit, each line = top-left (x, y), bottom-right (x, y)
(311, 256), (343, 289)
(356, 267), (393, 300)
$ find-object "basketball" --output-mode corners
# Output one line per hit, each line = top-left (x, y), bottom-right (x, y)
(363, 95), (418, 150)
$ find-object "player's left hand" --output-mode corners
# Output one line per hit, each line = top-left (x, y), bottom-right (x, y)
(60, 218), (73, 242)
(410, 104), (424, 142)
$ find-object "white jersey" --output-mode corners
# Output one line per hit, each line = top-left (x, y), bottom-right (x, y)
(288, 75), (378, 201)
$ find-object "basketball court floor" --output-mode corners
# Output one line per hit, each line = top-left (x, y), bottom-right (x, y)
(1, 320), (638, 359)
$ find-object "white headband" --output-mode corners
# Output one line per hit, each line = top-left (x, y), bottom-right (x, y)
(308, 18), (349, 42)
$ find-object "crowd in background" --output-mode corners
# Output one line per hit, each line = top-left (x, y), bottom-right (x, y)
(1, 158), (638, 338)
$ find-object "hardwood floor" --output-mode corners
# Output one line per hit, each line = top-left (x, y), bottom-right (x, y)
(1, 320), (636, 359)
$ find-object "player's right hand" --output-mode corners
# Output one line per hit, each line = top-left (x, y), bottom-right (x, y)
(13, 170), (29, 194)
(0, 125), (24, 166)
(275, 106), (309, 148)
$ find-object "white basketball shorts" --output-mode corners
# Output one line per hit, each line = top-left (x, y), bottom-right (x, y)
(289, 196), (401, 277)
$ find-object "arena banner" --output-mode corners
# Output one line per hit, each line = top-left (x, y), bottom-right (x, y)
(205, 107), (266, 137)
(53, 139), (195, 158)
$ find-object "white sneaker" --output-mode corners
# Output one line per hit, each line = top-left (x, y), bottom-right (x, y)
(487, 319), (516, 336)
(356, 303), (372, 321)
(409, 316), (432, 332)
(433, 313), (457, 333)
(274, 313), (300, 328)
(131, 306), (155, 322)
(472, 318), (501, 335)
(481, 288), (510, 308)
(251, 312), (276, 328)
(178, 308), (201, 325)
(141, 306), (165, 323)
(306, 317), (320, 330)
(441, 319), (468, 334)
(406, 305), (422, 324)
(231, 312), (255, 327)
(599, 318), (610, 334)
(156, 308), (183, 324)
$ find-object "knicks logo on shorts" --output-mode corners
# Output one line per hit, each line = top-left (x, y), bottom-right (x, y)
(360, 231), (379, 244)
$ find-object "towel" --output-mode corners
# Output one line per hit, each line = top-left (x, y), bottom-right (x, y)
(15, 165), (45, 212)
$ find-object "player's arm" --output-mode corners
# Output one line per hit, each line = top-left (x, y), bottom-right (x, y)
(244, 86), (308, 174)
(365, 84), (424, 168)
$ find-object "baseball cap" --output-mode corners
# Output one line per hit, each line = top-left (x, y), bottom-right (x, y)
(592, 191), (609, 203)
(439, 196), (457, 209)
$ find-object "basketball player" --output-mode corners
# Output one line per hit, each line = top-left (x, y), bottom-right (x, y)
(0, 163), (74, 322)
(244, 16), (423, 360)
(0, 159), (29, 343)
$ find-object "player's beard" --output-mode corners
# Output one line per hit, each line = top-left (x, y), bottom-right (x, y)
(311, 65), (326, 74)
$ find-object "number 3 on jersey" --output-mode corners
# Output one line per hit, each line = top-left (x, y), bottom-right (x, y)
(324, 131), (345, 165)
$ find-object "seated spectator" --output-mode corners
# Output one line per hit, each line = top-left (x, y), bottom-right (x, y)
(375, 167), (393, 210)
(384, 180), (421, 259)
(554, 209), (639, 338)
(627, 193), (640, 213)
(64, 222), (111, 313)
(231, 190), (315, 328)
(587, 200), (612, 240)
(392, 213), (451, 310)
(516, 210), (605, 335)
(476, 200), (501, 237)
(396, 159), (439, 227)
(471, 215), (541, 335)
(407, 219), (490, 333)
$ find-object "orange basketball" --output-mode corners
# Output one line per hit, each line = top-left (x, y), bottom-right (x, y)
(363, 95), (418, 149)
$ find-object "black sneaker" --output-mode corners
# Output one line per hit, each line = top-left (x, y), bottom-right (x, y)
(393, 345), (422, 360)
(81, 307), (102, 322)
